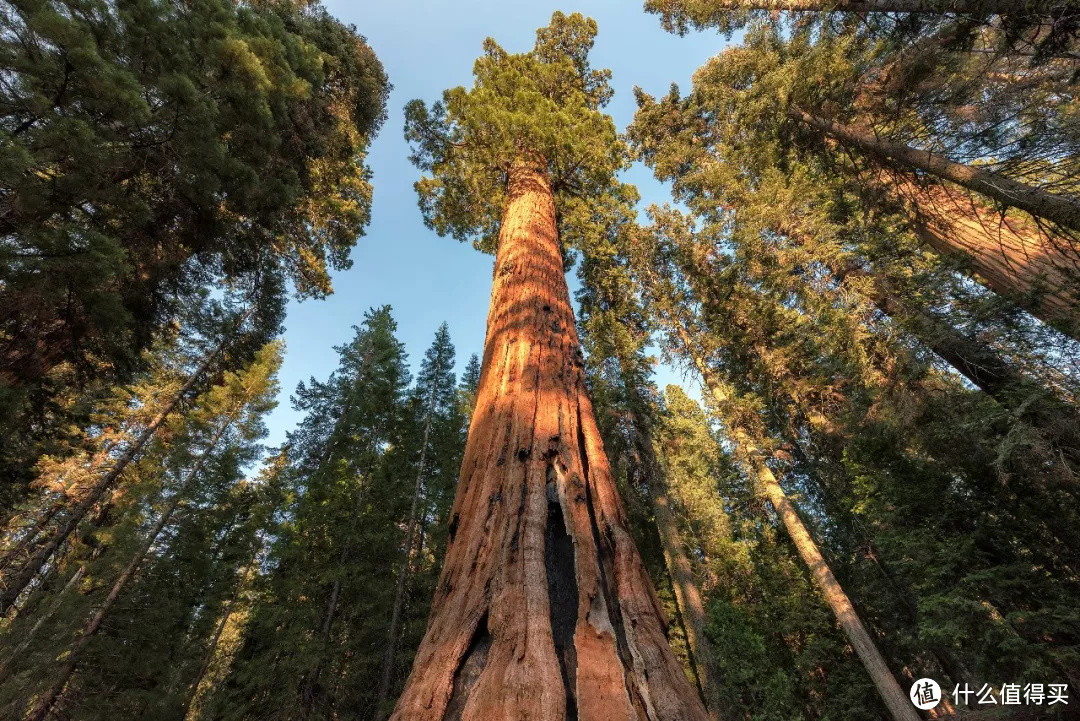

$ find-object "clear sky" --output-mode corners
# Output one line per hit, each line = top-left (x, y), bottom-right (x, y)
(262, 1), (728, 449)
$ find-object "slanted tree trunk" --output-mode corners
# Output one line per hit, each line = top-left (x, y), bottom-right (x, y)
(640, 448), (727, 721)
(0, 339), (231, 615)
(790, 106), (1080, 234)
(813, 253), (1080, 472)
(390, 160), (710, 721)
(26, 419), (229, 721)
(300, 550), (347, 714)
(374, 346), (448, 720)
(753, 465), (922, 721)
(666, 316), (920, 721)
(181, 575), (246, 721)
(0, 565), (85, 682)
(888, 180), (1080, 339)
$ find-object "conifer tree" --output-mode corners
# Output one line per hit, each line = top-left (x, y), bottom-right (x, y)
(0, 305), (262, 615)
(0, 342), (281, 720)
(375, 323), (464, 720)
(1, 0), (390, 501)
(398, 13), (709, 720)
(458, 354), (482, 425)
(630, 202), (1080, 709)
(629, 50), (1080, 473)
(576, 217), (725, 718)
(628, 222), (922, 721)
(631, 17), (1080, 339)
(204, 308), (466, 720)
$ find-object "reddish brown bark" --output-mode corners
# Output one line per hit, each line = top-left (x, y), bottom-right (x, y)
(894, 180), (1080, 339)
(390, 161), (710, 721)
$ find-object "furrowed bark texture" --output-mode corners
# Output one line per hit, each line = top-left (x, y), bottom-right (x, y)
(790, 106), (1080, 234)
(389, 162), (710, 721)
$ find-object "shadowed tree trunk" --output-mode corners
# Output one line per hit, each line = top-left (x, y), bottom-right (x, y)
(26, 418), (230, 721)
(895, 181), (1080, 339)
(389, 160), (711, 721)
(181, 573), (247, 721)
(639, 441), (727, 721)
(809, 250), (1080, 473)
(0, 310), (252, 614)
(752, 464), (922, 721)
(300, 549), (347, 714)
(0, 564), (85, 683)
(0, 351), (215, 615)
(790, 106), (1080, 234)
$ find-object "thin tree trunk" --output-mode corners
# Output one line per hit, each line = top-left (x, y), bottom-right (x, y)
(374, 350), (447, 720)
(790, 105), (1080, 233)
(25, 419), (228, 721)
(0, 311), (249, 614)
(0, 565), (85, 682)
(300, 548), (347, 714)
(890, 179), (1080, 338)
(644, 463), (727, 721)
(390, 159), (710, 721)
(667, 316), (920, 721)
(826, 262), (1080, 472)
(755, 467), (922, 721)
(180, 576), (245, 721)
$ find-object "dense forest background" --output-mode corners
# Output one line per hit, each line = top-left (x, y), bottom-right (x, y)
(1, 0), (1078, 720)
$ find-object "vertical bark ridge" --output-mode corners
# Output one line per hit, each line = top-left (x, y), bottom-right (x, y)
(389, 161), (709, 721)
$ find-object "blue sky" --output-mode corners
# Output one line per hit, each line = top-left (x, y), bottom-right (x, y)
(262, 1), (727, 448)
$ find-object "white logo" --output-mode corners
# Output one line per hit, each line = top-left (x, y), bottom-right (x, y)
(911, 678), (942, 710)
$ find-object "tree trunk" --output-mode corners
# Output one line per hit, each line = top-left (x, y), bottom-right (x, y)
(0, 565), (85, 682)
(374, 351), (446, 720)
(669, 319), (921, 721)
(300, 551), (346, 714)
(683, 0), (1059, 12)
(0, 311), (248, 615)
(894, 181), (1080, 339)
(25, 420), (227, 721)
(643, 463), (727, 721)
(389, 160), (710, 721)
(828, 262), (1080, 473)
(181, 577), (245, 721)
(754, 466), (922, 721)
(790, 105), (1080, 234)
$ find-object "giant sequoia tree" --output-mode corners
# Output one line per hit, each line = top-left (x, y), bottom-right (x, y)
(397, 13), (709, 720)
